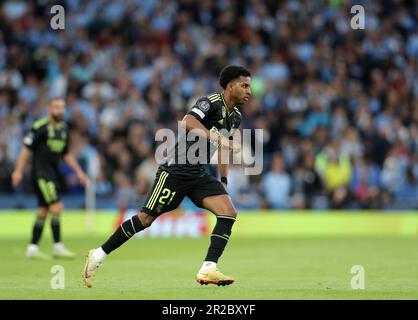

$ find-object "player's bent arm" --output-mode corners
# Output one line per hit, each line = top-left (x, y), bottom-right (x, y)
(219, 164), (228, 177)
(182, 114), (232, 150)
(11, 146), (31, 187)
(218, 163), (228, 187)
(217, 144), (229, 174)
(182, 114), (218, 140)
(63, 153), (90, 186)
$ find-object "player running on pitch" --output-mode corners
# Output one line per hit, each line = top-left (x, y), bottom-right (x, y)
(83, 65), (251, 287)
(12, 97), (89, 259)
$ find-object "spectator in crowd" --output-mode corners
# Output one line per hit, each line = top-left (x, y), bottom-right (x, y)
(394, 166), (418, 210)
(315, 141), (352, 209)
(350, 155), (381, 209)
(228, 163), (261, 209)
(293, 152), (325, 209)
(261, 153), (292, 209)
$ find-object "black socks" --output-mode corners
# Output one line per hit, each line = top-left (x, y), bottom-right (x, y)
(30, 216), (46, 244)
(30, 214), (61, 245)
(51, 215), (61, 243)
(100, 214), (236, 260)
(205, 215), (236, 263)
(101, 215), (146, 254)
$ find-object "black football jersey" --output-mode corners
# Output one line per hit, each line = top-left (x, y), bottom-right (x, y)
(162, 93), (242, 176)
(23, 117), (69, 179)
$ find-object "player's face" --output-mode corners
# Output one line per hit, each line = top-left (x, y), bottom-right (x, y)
(231, 76), (252, 104)
(48, 99), (66, 122)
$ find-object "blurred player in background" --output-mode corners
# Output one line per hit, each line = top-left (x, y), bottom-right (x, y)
(12, 98), (89, 259)
(83, 65), (251, 287)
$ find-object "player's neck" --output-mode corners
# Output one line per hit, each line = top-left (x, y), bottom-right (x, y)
(47, 115), (60, 127)
(221, 92), (236, 112)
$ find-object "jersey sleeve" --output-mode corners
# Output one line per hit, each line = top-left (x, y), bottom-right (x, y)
(187, 97), (219, 122)
(23, 126), (40, 151)
(62, 128), (69, 155)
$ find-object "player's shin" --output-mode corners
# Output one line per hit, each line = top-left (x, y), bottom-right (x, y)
(95, 215), (146, 261)
(30, 215), (46, 245)
(203, 215), (236, 269)
(50, 215), (61, 244)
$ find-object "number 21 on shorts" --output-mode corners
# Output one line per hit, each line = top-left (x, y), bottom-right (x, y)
(159, 188), (176, 205)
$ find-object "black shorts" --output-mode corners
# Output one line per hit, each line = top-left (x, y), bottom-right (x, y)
(32, 176), (61, 208)
(141, 166), (228, 217)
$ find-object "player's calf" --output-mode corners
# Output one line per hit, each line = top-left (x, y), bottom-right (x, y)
(83, 212), (152, 288)
(101, 213), (150, 255)
(197, 196), (238, 285)
(205, 214), (236, 263)
(26, 208), (48, 258)
(49, 202), (75, 259)
(196, 214), (236, 286)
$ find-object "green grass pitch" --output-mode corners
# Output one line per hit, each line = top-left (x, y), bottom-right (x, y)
(0, 211), (417, 299)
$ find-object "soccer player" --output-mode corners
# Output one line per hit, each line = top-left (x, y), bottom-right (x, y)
(83, 65), (251, 287)
(12, 97), (89, 259)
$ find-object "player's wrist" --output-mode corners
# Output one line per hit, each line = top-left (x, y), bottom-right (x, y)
(211, 132), (226, 147)
(219, 136), (230, 147)
(220, 176), (228, 185)
(76, 170), (85, 178)
(13, 169), (22, 176)
(209, 131), (220, 142)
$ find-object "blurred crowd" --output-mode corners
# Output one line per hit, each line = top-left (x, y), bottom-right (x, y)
(0, 0), (417, 210)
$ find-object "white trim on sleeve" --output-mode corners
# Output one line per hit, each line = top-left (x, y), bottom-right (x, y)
(191, 108), (205, 119)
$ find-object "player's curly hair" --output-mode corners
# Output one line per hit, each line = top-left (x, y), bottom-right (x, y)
(219, 65), (251, 89)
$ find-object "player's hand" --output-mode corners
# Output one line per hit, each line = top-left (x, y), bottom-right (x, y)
(12, 170), (23, 188)
(77, 171), (90, 187)
(219, 136), (240, 153)
(229, 140), (241, 153)
(11, 170), (23, 188)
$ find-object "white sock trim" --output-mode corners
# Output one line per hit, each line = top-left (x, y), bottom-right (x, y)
(27, 244), (39, 251)
(54, 242), (64, 252)
(120, 224), (130, 238)
(200, 261), (217, 272)
(92, 247), (107, 262)
(217, 215), (236, 221)
(211, 234), (230, 241)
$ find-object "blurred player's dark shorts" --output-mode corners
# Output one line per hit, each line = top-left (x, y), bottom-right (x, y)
(32, 176), (61, 207)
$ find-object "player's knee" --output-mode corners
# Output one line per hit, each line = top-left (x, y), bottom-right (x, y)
(215, 205), (237, 217)
(138, 212), (156, 228)
(37, 208), (48, 219)
(49, 202), (63, 214)
(223, 210), (237, 218)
